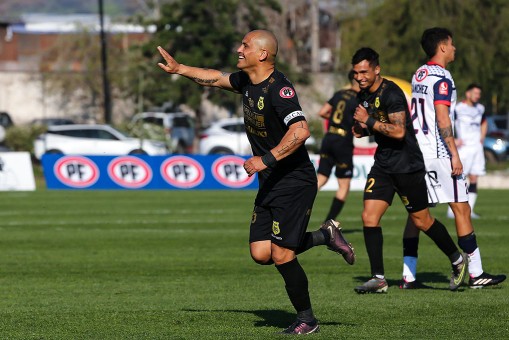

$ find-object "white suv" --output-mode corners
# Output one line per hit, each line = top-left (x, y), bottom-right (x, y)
(199, 117), (316, 155)
(130, 112), (195, 153)
(199, 117), (252, 155)
(33, 124), (168, 160)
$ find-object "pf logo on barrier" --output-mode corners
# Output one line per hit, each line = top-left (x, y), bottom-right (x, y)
(53, 156), (99, 188)
(161, 156), (205, 188)
(107, 156), (152, 188)
(212, 156), (256, 188)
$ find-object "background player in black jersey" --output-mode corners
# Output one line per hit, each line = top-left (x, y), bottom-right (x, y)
(157, 30), (355, 334)
(317, 70), (360, 222)
(350, 47), (467, 294)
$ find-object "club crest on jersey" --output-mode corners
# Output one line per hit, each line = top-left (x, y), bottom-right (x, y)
(415, 68), (428, 82)
(262, 85), (269, 94)
(363, 101), (369, 108)
(439, 81), (449, 95)
(257, 96), (265, 110)
(248, 98), (254, 108)
(245, 90), (248, 97)
(375, 97), (380, 108)
(279, 87), (295, 98)
(272, 221), (280, 235)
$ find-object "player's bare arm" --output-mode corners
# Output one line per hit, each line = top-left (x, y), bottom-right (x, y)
(436, 103), (463, 175)
(243, 120), (310, 177)
(480, 118), (488, 144)
(157, 46), (234, 91)
(274, 120), (310, 159)
(318, 103), (333, 119)
(354, 105), (405, 140)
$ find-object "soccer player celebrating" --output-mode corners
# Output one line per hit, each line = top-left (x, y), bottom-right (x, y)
(350, 47), (468, 294)
(157, 30), (355, 334)
(446, 83), (487, 219)
(401, 28), (505, 289)
(316, 70), (360, 222)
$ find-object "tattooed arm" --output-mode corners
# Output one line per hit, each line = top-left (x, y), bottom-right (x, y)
(157, 46), (234, 91)
(272, 120), (311, 160)
(242, 120), (310, 177)
(353, 104), (406, 140)
(436, 104), (463, 176)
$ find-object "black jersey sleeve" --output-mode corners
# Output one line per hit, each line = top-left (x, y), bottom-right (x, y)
(327, 91), (342, 107)
(229, 71), (249, 93)
(384, 84), (407, 115)
(271, 83), (305, 126)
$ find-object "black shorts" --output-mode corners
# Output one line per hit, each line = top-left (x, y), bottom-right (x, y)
(249, 184), (317, 248)
(363, 166), (429, 213)
(317, 134), (353, 178)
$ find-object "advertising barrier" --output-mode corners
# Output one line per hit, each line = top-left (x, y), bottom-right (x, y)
(42, 154), (374, 190)
(43, 154), (258, 190)
(0, 152), (36, 191)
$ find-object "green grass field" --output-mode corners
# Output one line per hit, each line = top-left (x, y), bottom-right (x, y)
(0, 189), (507, 339)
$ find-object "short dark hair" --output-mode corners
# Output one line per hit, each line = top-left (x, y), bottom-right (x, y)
(348, 69), (355, 82)
(351, 47), (379, 68)
(466, 83), (482, 92)
(421, 27), (453, 59)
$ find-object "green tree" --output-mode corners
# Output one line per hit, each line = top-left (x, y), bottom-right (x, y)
(135, 0), (282, 125)
(339, 0), (509, 113)
(41, 30), (133, 122)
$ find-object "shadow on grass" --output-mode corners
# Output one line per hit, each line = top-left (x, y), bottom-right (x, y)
(182, 309), (344, 328)
(340, 228), (363, 235)
(354, 272), (466, 291)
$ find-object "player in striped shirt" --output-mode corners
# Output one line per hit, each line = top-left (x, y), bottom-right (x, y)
(401, 27), (505, 289)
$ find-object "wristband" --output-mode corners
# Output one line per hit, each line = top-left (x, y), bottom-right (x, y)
(365, 116), (376, 130)
(261, 152), (277, 168)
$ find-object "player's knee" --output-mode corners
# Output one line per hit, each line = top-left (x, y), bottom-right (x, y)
(270, 246), (295, 265)
(250, 249), (272, 265)
(361, 211), (379, 226)
(451, 202), (471, 217)
(410, 212), (434, 231)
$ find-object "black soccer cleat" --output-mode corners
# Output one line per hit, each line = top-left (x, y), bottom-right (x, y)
(450, 253), (467, 291)
(320, 219), (355, 265)
(354, 277), (388, 294)
(399, 279), (432, 289)
(281, 319), (320, 335)
(469, 272), (506, 289)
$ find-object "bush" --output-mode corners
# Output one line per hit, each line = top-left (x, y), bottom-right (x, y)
(4, 125), (47, 155)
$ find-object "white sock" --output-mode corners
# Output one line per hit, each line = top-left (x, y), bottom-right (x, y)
(468, 247), (483, 278)
(403, 256), (418, 282)
(469, 192), (478, 212)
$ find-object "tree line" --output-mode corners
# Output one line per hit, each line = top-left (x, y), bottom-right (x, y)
(42, 0), (509, 123)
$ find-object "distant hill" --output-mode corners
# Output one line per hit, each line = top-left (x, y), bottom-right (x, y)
(0, 0), (153, 20)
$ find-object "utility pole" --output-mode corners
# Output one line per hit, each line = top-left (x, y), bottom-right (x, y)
(98, 0), (112, 123)
(310, 0), (320, 72)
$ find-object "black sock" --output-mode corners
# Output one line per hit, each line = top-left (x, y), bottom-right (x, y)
(297, 309), (317, 324)
(325, 198), (345, 221)
(458, 232), (478, 254)
(424, 219), (461, 263)
(363, 227), (384, 277)
(403, 237), (419, 258)
(276, 258), (313, 319)
(468, 183), (477, 194)
(295, 229), (329, 254)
